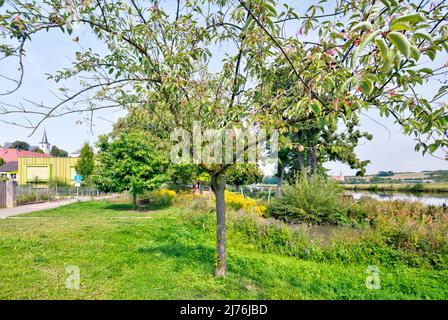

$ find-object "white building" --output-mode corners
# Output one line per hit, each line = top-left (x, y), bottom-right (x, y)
(330, 172), (345, 182)
(38, 129), (51, 155)
(69, 149), (81, 158)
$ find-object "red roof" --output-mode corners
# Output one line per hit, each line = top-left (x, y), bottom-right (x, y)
(0, 148), (49, 163)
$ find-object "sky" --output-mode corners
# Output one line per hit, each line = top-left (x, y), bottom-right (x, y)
(0, 0), (446, 175)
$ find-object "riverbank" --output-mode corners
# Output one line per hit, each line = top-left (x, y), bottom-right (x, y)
(0, 200), (447, 299)
(341, 182), (448, 193)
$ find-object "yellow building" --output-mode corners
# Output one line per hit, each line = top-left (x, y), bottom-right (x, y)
(18, 157), (79, 185)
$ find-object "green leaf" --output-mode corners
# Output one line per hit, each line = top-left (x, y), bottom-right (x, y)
(389, 22), (413, 31)
(375, 38), (390, 66)
(310, 100), (322, 115)
(391, 13), (426, 27)
(264, 3), (277, 16)
(379, 0), (391, 10)
(351, 21), (373, 32)
(387, 31), (411, 57)
(427, 48), (436, 60)
(351, 30), (381, 68)
(340, 76), (355, 93)
(413, 32), (432, 42)
(365, 73), (380, 83)
(359, 30), (381, 51)
(0, 0), (4, 7)
(66, 22), (73, 35)
(441, 41), (448, 54)
(429, 143), (439, 154)
(358, 78), (373, 95)
(244, 15), (255, 30)
(410, 45), (420, 61)
(419, 68), (433, 74)
(266, 18), (275, 32)
(433, 85), (448, 101)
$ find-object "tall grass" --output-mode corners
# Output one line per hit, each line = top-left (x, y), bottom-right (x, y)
(181, 193), (448, 270)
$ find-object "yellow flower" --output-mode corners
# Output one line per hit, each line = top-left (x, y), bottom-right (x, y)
(224, 191), (266, 215)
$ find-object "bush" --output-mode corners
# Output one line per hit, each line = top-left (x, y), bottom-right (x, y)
(16, 192), (51, 205)
(141, 189), (176, 208)
(266, 175), (350, 225)
(224, 191), (266, 215)
(408, 183), (424, 192)
(183, 194), (215, 214)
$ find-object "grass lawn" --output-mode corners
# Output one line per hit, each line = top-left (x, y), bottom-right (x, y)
(0, 201), (447, 299)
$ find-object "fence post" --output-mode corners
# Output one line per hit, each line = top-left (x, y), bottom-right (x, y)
(5, 181), (17, 208)
(268, 187), (271, 204)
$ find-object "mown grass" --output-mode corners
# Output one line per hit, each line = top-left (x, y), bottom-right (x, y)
(0, 201), (447, 299)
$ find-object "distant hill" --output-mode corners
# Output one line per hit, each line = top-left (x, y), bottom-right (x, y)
(346, 171), (448, 183)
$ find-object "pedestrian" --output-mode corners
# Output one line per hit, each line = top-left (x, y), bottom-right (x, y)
(192, 179), (199, 194)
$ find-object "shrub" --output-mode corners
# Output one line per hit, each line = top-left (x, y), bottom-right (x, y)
(184, 194), (215, 214)
(151, 189), (176, 206)
(16, 192), (51, 205)
(141, 189), (176, 208)
(266, 175), (350, 225)
(224, 191), (266, 215)
(408, 183), (424, 192)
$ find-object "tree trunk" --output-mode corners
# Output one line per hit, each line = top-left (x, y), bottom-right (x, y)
(308, 147), (317, 176)
(132, 193), (137, 210)
(276, 163), (285, 197)
(211, 174), (226, 277)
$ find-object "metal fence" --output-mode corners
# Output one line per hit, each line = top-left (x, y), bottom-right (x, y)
(16, 185), (107, 205)
(227, 185), (277, 202)
(171, 183), (277, 202)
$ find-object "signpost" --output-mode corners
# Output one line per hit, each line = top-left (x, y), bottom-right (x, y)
(74, 174), (82, 201)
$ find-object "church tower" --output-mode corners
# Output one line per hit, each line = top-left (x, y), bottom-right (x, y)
(39, 129), (51, 155)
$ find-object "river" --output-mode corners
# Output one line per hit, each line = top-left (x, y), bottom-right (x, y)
(345, 190), (448, 206)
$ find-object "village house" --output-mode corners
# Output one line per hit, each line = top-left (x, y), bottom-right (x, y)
(0, 131), (79, 185)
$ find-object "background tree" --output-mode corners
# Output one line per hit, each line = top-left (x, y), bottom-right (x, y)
(226, 164), (263, 190)
(94, 131), (170, 209)
(75, 142), (94, 185)
(50, 145), (68, 157)
(30, 147), (44, 154)
(9, 141), (29, 151)
(0, 158), (4, 166)
(278, 118), (372, 182)
(378, 171), (394, 177)
(1, 0), (447, 278)
(168, 163), (198, 186)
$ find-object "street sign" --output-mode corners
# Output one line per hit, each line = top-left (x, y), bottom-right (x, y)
(74, 174), (82, 201)
(74, 174), (83, 183)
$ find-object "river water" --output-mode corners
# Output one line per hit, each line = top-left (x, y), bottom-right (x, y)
(345, 190), (448, 206)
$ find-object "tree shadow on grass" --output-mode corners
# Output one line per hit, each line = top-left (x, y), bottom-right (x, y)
(137, 242), (216, 275)
(137, 242), (268, 298)
(103, 203), (170, 212)
(104, 203), (134, 211)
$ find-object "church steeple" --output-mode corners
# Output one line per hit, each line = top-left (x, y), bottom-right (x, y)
(39, 129), (51, 155)
(40, 129), (49, 145)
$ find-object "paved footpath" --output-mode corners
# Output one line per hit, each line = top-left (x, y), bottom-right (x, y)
(0, 196), (115, 219)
